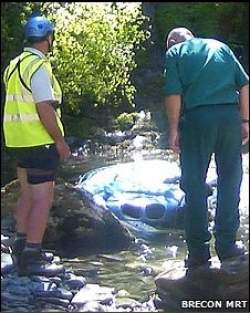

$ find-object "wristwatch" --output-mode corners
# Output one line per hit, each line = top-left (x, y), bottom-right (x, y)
(242, 119), (249, 123)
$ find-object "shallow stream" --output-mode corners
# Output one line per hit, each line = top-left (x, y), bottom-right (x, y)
(58, 150), (249, 307)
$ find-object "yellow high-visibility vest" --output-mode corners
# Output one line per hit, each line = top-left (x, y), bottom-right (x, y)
(3, 51), (64, 147)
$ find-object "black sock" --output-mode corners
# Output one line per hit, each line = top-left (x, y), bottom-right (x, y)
(15, 232), (27, 241)
(12, 233), (27, 255)
(24, 242), (42, 252)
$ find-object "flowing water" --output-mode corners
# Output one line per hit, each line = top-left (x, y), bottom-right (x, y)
(61, 231), (188, 302)
(1, 140), (248, 311)
(60, 148), (249, 305)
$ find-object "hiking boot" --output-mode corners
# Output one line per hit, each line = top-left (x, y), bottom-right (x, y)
(12, 239), (54, 265)
(18, 249), (64, 277)
(184, 256), (211, 269)
(184, 243), (211, 269)
(184, 255), (211, 277)
(216, 243), (247, 262)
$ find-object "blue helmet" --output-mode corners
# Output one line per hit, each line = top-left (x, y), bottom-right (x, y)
(24, 16), (54, 40)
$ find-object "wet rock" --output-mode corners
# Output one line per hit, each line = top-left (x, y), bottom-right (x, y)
(116, 303), (141, 311)
(141, 298), (158, 312)
(71, 284), (115, 306)
(8, 274), (32, 285)
(1, 181), (135, 254)
(76, 301), (107, 312)
(50, 183), (135, 252)
(1, 236), (159, 313)
(116, 289), (130, 297)
(33, 287), (73, 301)
(155, 254), (249, 311)
(1, 234), (12, 247)
(1, 252), (15, 275)
(138, 265), (155, 276)
(63, 273), (86, 290)
(116, 298), (157, 312)
(30, 276), (51, 283)
(51, 256), (61, 264)
(134, 243), (153, 256)
(1, 291), (32, 304)
(36, 296), (70, 307)
(97, 131), (136, 146)
(30, 281), (57, 292)
(1, 180), (19, 218)
(116, 297), (141, 308)
(1, 243), (10, 253)
(49, 276), (63, 286)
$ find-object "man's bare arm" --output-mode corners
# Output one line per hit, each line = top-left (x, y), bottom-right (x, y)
(36, 102), (71, 160)
(239, 84), (249, 121)
(164, 95), (182, 153)
(239, 84), (249, 145)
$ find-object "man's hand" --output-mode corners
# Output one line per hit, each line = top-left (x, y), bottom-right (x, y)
(56, 140), (71, 161)
(242, 123), (249, 145)
(168, 129), (180, 153)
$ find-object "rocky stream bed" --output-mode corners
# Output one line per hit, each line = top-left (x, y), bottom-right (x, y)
(1, 116), (249, 312)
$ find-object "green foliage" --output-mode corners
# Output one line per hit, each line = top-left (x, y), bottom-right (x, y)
(155, 2), (249, 48)
(155, 3), (216, 44)
(215, 2), (249, 44)
(1, 3), (24, 78)
(1, 2), (46, 73)
(47, 3), (150, 114)
(2, 2), (248, 127)
(63, 114), (95, 138)
(115, 112), (138, 131)
(1, 2), (150, 117)
(135, 47), (149, 68)
(1, 2), (46, 124)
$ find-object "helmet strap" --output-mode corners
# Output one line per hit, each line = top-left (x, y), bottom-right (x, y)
(46, 38), (51, 51)
(46, 38), (53, 55)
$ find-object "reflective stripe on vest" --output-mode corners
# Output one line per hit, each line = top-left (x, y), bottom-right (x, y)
(3, 51), (64, 147)
(4, 113), (40, 122)
(6, 94), (34, 103)
(6, 94), (61, 107)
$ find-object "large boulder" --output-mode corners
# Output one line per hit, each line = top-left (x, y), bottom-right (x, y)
(154, 254), (249, 311)
(1, 180), (134, 255)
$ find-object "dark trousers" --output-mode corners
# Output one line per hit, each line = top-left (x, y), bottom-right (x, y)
(179, 104), (242, 260)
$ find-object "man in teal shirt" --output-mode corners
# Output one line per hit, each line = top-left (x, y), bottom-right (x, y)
(164, 27), (249, 271)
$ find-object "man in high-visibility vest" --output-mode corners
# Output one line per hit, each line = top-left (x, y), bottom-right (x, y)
(3, 15), (71, 276)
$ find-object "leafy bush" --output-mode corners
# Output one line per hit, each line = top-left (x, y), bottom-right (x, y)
(155, 2), (220, 44)
(1, 2), (47, 73)
(63, 114), (96, 138)
(47, 3), (150, 114)
(115, 112), (138, 131)
(155, 2), (249, 55)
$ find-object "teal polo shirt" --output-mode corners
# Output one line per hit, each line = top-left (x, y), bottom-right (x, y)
(164, 38), (249, 111)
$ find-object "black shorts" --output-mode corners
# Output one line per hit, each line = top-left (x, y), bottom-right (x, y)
(7, 144), (60, 184)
